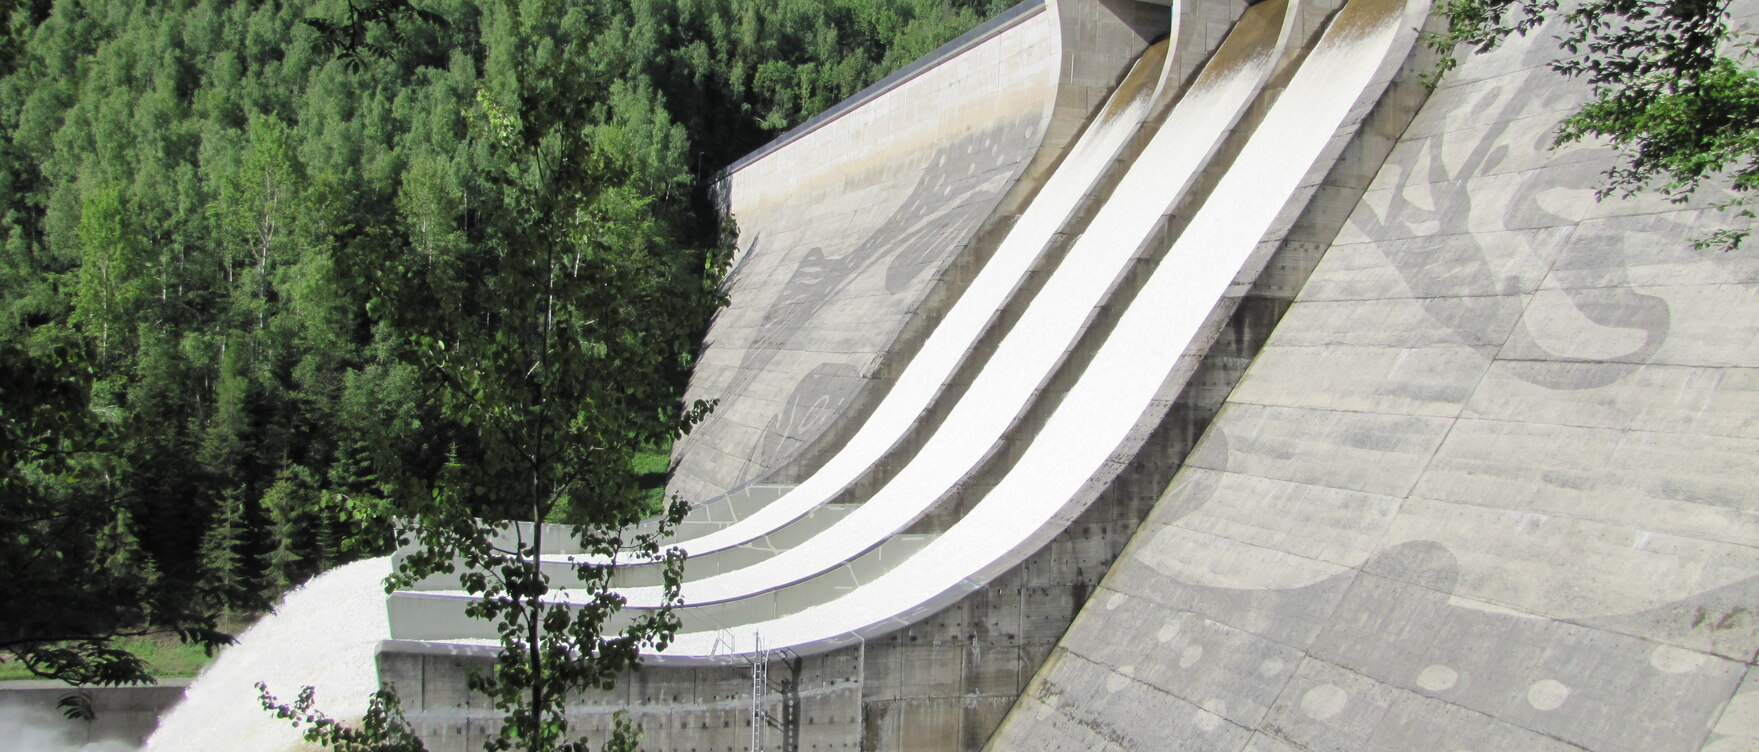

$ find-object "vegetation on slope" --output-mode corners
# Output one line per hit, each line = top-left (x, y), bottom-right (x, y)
(0, 0), (1014, 688)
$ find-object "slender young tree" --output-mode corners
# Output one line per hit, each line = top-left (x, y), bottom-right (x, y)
(264, 71), (725, 752)
(369, 80), (718, 751)
(71, 185), (142, 364)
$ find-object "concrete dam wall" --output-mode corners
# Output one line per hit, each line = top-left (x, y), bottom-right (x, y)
(375, 0), (1759, 749)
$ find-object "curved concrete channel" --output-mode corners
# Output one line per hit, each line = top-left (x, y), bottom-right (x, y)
(388, 27), (1182, 629)
(608, 0), (1289, 600)
(391, 27), (1172, 597)
(653, 0), (1425, 660)
(387, 0), (1432, 662)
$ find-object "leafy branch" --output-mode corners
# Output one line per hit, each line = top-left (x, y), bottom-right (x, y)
(1427, 0), (1759, 249)
(258, 683), (428, 752)
(303, 1), (448, 73)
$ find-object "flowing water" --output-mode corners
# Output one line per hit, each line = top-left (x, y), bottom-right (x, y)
(143, 557), (391, 752)
(0, 702), (137, 752)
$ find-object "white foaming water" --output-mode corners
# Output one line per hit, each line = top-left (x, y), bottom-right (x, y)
(144, 557), (391, 752)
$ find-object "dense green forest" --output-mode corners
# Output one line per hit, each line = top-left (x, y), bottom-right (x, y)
(0, 0), (1014, 684)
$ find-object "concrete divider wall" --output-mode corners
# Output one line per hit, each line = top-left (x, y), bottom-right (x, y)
(990, 2), (1759, 750)
(667, 0), (1170, 505)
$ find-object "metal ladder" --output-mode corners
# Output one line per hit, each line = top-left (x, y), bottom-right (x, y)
(750, 633), (769, 752)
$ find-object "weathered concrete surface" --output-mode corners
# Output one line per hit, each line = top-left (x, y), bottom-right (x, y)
(990, 3), (1759, 750)
(668, 0), (1171, 505)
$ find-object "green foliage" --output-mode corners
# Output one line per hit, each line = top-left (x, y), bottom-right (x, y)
(627, 443), (673, 518)
(356, 45), (717, 747)
(198, 488), (254, 608)
(259, 684), (429, 752)
(0, 338), (230, 701)
(0, 633), (223, 681)
(72, 184), (142, 361)
(630, 445), (672, 478)
(1428, 0), (1759, 249)
(303, 0), (448, 73)
(0, 0), (1011, 733)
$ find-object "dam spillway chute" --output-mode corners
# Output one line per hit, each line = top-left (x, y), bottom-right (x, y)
(643, 0), (1302, 622)
(641, 0), (1431, 660)
(383, 30), (1197, 640)
(626, 35), (1175, 560)
(621, 0), (1300, 617)
(384, 0), (1363, 652)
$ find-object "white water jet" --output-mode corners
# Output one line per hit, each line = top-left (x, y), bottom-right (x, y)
(144, 557), (391, 752)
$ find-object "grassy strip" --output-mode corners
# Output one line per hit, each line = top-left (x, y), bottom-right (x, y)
(632, 442), (673, 515)
(0, 633), (224, 681)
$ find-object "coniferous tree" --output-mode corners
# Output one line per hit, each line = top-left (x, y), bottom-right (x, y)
(199, 487), (253, 611)
(261, 473), (311, 592)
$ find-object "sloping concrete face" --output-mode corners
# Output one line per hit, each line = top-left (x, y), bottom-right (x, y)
(991, 4), (1759, 750)
(667, 0), (1169, 504)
